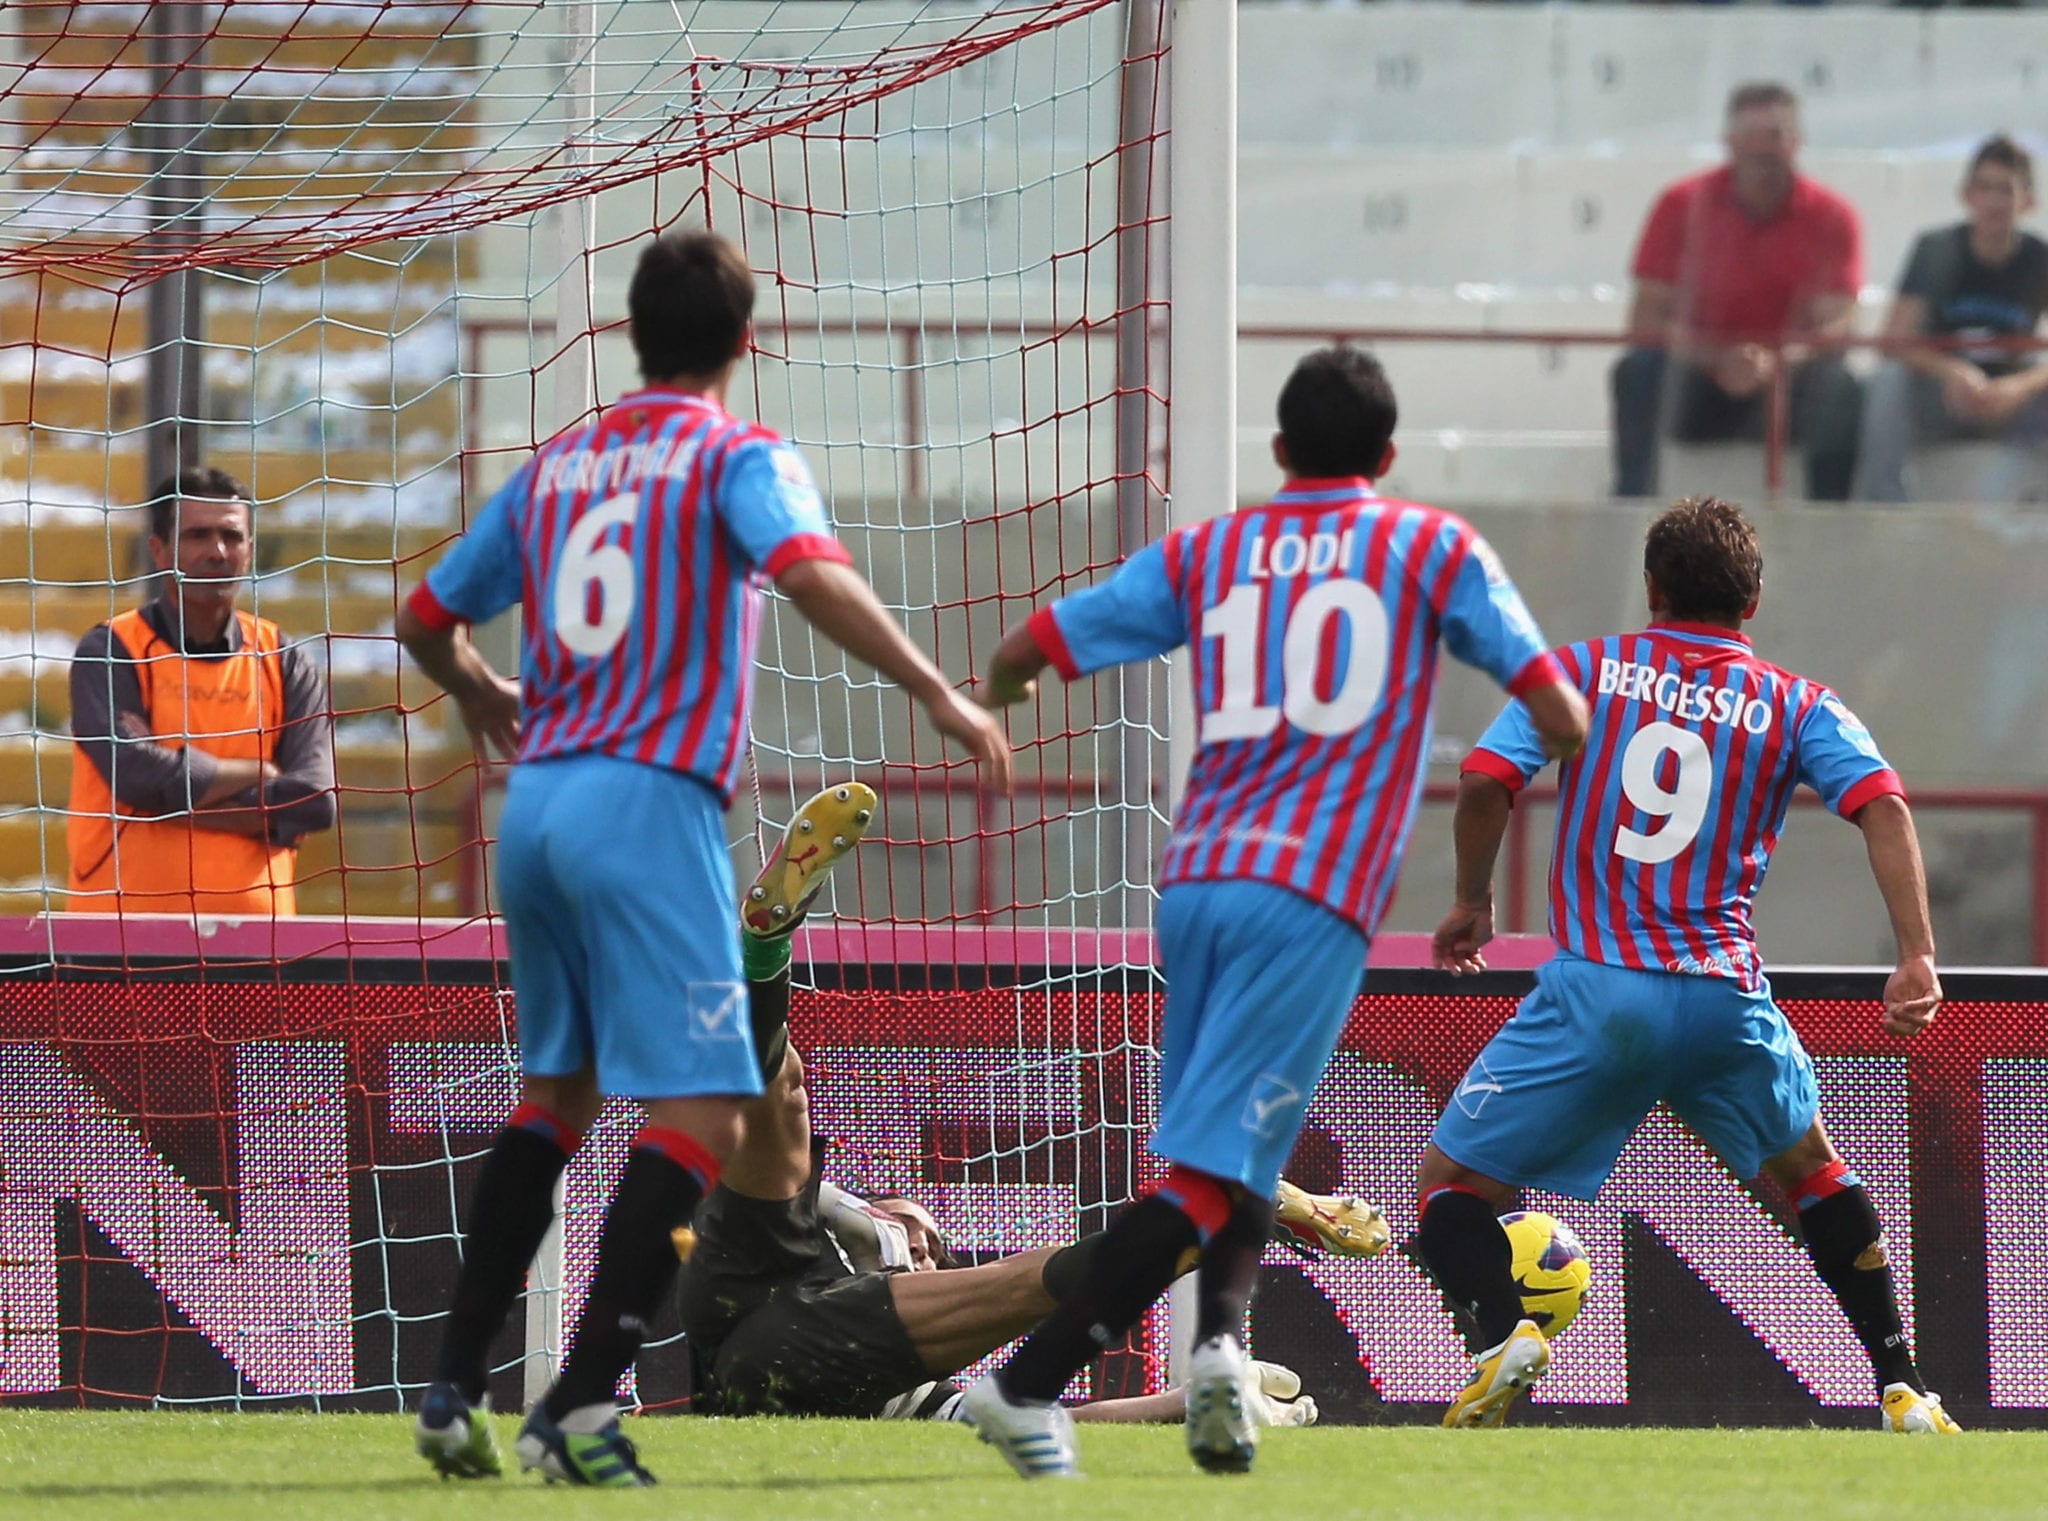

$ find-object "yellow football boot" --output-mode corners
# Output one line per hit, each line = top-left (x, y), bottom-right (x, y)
(743, 783), (878, 936)
(1443, 1318), (1549, 1429)
(1274, 1179), (1393, 1259)
(1882, 1384), (1962, 1434)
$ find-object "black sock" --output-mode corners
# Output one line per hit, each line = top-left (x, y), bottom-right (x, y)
(747, 958), (792, 1087)
(1800, 1185), (1921, 1393)
(436, 1107), (579, 1406)
(1195, 1192), (1275, 1345)
(1416, 1188), (1524, 1352)
(1041, 1232), (1108, 1302)
(998, 1195), (1202, 1403)
(543, 1131), (715, 1419)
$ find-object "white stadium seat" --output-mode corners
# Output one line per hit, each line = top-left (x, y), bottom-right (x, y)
(1238, 149), (1523, 292)
(1238, 7), (1556, 151)
(1911, 443), (2048, 507)
(1513, 151), (1705, 290)
(1923, 14), (2048, 149)
(1550, 8), (1727, 152)
(1659, 443), (1772, 508)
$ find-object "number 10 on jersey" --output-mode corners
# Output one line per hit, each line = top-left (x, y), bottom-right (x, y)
(1199, 580), (1390, 744)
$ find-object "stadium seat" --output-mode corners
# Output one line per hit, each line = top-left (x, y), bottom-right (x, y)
(1923, 13), (2048, 150)
(1658, 443), (1772, 508)
(1238, 6), (1556, 151)
(1549, 7), (1725, 152)
(1236, 426), (1610, 509)
(1236, 4), (2046, 156)
(1513, 152), (1702, 291)
(1237, 150), (1522, 292)
(1911, 442), (2048, 507)
(1707, 11), (1928, 152)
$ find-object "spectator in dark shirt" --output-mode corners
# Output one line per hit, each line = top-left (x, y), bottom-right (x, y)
(1856, 136), (2048, 502)
(65, 467), (335, 916)
(1613, 82), (1865, 500)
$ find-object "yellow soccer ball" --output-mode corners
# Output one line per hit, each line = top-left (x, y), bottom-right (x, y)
(1501, 1210), (1592, 1339)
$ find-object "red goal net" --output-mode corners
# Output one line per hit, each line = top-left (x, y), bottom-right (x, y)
(0, 0), (1171, 1407)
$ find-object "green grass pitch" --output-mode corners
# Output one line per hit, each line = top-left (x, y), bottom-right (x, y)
(0, 1410), (2038, 1521)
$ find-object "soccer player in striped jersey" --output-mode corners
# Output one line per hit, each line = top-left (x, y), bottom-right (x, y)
(961, 346), (1590, 1478)
(396, 230), (1010, 1486)
(1419, 496), (1957, 1435)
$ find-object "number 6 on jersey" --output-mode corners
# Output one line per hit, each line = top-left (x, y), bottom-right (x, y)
(552, 492), (641, 658)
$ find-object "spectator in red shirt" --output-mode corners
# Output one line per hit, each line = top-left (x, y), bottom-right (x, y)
(1613, 82), (1865, 501)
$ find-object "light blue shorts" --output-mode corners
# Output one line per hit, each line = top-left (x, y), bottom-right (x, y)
(495, 754), (760, 1101)
(1151, 880), (1369, 1198)
(1430, 952), (1818, 1200)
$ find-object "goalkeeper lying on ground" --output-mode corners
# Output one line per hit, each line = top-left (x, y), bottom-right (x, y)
(678, 785), (1393, 1424)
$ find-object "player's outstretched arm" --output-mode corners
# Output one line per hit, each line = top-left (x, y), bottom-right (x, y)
(774, 559), (1012, 793)
(1068, 1362), (1316, 1427)
(1435, 771), (1515, 974)
(394, 601), (520, 760)
(1520, 676), (1590, 761)
(1853, 793), (1943, 1038)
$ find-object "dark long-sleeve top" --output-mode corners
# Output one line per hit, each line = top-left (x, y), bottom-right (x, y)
(68, 597), (338, 846)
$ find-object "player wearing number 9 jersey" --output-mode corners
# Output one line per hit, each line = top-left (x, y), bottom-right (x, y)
(1417, 496), (1958, 1436)
(393, 230), (1010, 1486)
(958, 346), (1590, 1479)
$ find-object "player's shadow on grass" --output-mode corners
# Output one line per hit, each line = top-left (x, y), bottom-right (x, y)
(9, 1471), (948, 1501)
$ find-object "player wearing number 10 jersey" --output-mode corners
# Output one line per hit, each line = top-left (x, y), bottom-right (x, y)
(1418, 496), (1958, 1435)
(394, 230), (1009, 1486)
(960, 346), (1590, 1479)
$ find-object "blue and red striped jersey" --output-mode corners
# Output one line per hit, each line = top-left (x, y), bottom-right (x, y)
(1030, 478), (1560, 935)
(1464, 623), (1904, 990)
(411, 389), (849, 801)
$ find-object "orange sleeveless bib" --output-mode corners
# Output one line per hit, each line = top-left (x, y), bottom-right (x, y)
(66, 608), (299, 916)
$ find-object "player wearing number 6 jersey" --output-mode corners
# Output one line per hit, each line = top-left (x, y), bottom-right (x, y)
(961, 346), (1590, 1479)
(394, 230), (1010, 1487)
(1418, 496), (1958, 1435)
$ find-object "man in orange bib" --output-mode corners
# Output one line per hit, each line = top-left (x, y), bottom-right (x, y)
(66, 466), (335, 917)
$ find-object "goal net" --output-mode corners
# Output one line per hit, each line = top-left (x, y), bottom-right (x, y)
(0, 0), (1173, 1407)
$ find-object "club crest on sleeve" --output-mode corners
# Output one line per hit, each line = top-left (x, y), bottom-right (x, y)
(1472, 536), (1510, 587)
(1821, 696), (1883, 761)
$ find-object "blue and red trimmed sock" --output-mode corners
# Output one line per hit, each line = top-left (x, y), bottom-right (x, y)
(997, 1168), (1221, 1404)
(1416, 1184), (1524, 1352)
(436, 1103), (584, 1404)
(632, 1124), (723, 1193)
(1791, 1158), (1861, 1211)
(543, 1125), (721, 1418)
(509, 1100), (585, 1155)
(1157, 1165), (1233, 1243)
(1794, 1162), (1920, 1393)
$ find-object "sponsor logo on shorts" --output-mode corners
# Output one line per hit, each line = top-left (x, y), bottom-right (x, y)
(1667, 953), (1739, 977)
(688, 981), (747, 1043)
(1453, 1055), (1503, 1119)
(1856, 1236), (1890, 1271)
(1242, 1074), (1304, 1139)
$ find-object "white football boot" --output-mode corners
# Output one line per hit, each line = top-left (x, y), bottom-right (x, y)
(1184, 1333), (1259, 1474)
(962, 1376), (1081, 1480)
